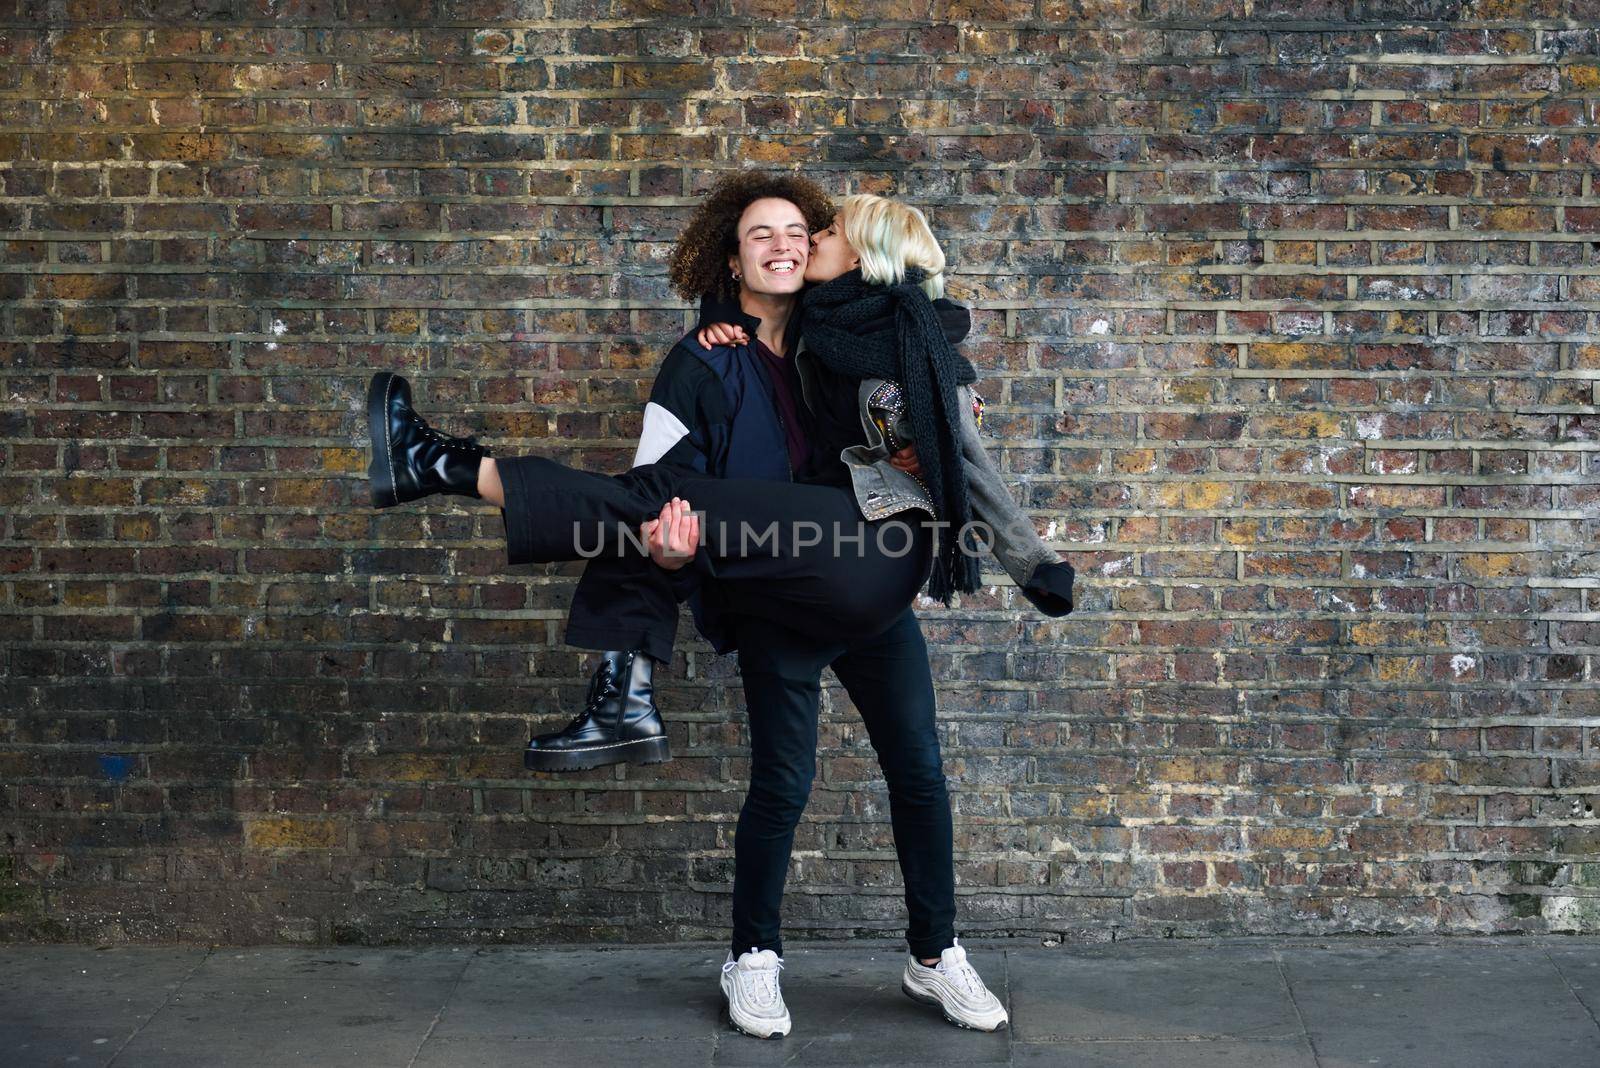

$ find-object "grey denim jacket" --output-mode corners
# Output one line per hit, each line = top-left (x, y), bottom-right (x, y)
(792, 341), (1075, 616)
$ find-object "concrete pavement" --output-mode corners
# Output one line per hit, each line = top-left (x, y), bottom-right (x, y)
(4, 935), (1599, 1066)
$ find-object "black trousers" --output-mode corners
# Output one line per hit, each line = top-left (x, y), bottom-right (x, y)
(496, 454), (955, 959)
(497, 456), (934, 650)
(730, 607), (956, 961)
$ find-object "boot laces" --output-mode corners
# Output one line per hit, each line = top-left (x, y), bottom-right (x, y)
(722, 948), (784, 1007)
(562, 656), (624, 733)
(420, 425), (481, 452)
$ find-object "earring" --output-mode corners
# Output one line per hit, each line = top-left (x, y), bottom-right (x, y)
(732, 269), (742, 280)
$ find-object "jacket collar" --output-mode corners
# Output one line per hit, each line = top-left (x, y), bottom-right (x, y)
(699, 291), (804, 356)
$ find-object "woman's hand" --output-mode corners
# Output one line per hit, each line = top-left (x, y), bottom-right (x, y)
(642, 497), (699, 571)
(697, 322), (748, 348)
(889, 444), (921, 476)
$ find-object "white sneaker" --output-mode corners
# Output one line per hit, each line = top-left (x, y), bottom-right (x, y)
(901, 937), (1009, 1031)
(720, 947), (791, 1038)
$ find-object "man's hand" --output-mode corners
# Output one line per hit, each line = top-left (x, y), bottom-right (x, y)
(697, 322), (749, 348)
(889, 444), (921, 476)
(642, 497), (699, 570)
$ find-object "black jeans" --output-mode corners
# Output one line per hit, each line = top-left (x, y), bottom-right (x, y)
(729, 606), (956, 961)
(495, 454), (954, 959)
(497, 456), (933, 649)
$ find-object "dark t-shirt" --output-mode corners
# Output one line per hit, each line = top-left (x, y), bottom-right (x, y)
(751, 338), (812, 479)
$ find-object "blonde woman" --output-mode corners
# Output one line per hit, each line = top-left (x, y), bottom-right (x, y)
(696, 193), (1073, 619)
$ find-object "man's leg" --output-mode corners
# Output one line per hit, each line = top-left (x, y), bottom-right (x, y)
(831, 606), (1009, 1031)
(728, 614), (844, 959)
(827, 606), (956, 963)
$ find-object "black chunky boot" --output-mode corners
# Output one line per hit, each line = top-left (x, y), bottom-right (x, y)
(525, 650), (672, 772)
(366, 370), (489, 509)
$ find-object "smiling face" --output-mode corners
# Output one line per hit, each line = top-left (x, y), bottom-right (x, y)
(804, 212), (859, 285)
(728, 197), (810, 297)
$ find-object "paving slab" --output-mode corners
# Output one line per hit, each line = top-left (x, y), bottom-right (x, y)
(1006, 944), (1302, 1042)
(1284, 949), (1600, 1068)
(1545, 941), (1600, 1020)
(1011, 1037), (1320, 1067)
(0, 946), (208, 1068)
(114, 976), (451, 1068)
(412, 1036), (719, 1068)
(437, 946), (725, 1041)
(1275, 938), (1561, 985)
(188, 946), (472, 985)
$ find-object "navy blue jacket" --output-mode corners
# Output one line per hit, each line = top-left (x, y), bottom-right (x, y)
(630, 304), (803, 654)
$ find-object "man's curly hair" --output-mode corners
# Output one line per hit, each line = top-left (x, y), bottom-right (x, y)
(668, 171), (835, 303)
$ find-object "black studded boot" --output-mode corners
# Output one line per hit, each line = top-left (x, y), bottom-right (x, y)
(525, 650), (671, 772)
(366, 370), (489, 509)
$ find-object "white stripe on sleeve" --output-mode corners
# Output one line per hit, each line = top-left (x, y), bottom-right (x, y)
(632, 400), (692, 468)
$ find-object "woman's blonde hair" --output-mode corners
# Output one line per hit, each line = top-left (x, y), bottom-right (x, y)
(835, 193), (946, 300)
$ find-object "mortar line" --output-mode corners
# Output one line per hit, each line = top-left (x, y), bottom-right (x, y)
(1271, 945), (1324, 1068)
(106, 946), (215, 1067)
(784, 970), (889, 1065)
(403, 950), (473, 1068)
(1543, 943), (1600, 1039)
(1004, 946), (1015, 1068)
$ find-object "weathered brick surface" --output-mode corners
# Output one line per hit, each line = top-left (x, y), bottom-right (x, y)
(1, 2), (1597, 945)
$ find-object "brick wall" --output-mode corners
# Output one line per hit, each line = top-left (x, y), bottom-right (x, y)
(2, 1), (1597, 944)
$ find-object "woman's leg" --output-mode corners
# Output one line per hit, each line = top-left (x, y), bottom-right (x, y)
(728, 614), (846, 959)
(494, 453), (933, 646)
(562, 550), (680, 665)
(478, 456), (504, 506)
(700, 497), (933, 649)
(828, 606), (956, 963)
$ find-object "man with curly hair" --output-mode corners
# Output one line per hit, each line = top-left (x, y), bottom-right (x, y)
(519, 172), (843, 777)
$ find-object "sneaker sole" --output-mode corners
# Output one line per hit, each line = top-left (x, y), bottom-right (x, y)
(901, 977), (1008, 1032)
(523, 734), (671, 772)
(366, 370), (397, 509)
